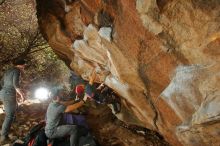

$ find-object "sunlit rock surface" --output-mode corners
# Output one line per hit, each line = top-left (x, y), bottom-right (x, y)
(36, 0), (220, 145)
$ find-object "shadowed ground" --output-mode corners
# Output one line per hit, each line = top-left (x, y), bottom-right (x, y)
(0, 99), (169, 146)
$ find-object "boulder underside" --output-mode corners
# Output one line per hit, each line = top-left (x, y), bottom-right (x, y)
(36, 0), (220, 146)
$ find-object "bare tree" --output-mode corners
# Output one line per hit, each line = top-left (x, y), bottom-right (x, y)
(0, 29), (50, 64)
(0, 0), (70, 93)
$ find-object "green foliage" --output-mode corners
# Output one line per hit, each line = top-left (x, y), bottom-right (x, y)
(0, 0), (70, 94)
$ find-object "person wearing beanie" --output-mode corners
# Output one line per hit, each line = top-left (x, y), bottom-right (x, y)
(73, 69), (97, 100)
(73, 69), (120, 114)
(75, 85), (85, 96)
(45, 86), (89, 146)
(0, 59), (26, 144)
(74, 84), (85, 101)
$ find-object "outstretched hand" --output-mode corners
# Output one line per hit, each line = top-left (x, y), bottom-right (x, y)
(16, 88), (26, 103)
(97, 83), (105, 90)
(17, 98), (24, 103)
(17, 94), (26, 103)
(89, 69), (97, 85)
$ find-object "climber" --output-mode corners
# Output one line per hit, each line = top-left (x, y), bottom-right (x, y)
(69, 71), (85, 92)
(69, 71), (85, 100)
(45, 86), (90, 146)
(93, 83), (121, 114)
(74, 73), (121, 114)
(72, 69), (97, 101)
(0, 59), (26, 144)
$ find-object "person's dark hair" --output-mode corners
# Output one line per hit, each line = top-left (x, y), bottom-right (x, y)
(13, 59), (26, 65)
(51, 95), (59, 100)
(85, 84), (95, 98)
(49, 86), (64, 100)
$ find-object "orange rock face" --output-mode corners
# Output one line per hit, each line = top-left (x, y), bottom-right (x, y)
(36, 0), (220, 146)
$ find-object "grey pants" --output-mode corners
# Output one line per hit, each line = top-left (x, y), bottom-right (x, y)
(46, 125), (83, 146)
(1, 96), (16, 137)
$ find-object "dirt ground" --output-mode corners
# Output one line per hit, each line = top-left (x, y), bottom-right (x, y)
(0, 99), (170, 146)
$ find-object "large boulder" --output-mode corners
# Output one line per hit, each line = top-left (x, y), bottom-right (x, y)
(36, 0), (220, 145)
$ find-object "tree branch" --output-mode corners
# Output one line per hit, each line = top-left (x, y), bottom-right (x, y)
(28, 46), (49, 55)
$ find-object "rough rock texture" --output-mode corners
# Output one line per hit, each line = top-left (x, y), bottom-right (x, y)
(36, 0), (220, 146)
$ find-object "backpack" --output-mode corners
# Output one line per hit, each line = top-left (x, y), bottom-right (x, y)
(13, 122), (47, 146)
(30, 129), (47, 146)
(49, 137), (70, 146)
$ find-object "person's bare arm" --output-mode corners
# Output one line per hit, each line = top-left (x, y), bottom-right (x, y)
(89, 69), (96, 85)
(13, 70), (25, 102)
(16, 88), (24, 98)
(59, 99), (77, 106)
(64, 95), (88, 113)
(64, 100), (84, 113)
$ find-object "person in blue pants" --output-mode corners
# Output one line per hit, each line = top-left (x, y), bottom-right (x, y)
(0, 59), (26, 144)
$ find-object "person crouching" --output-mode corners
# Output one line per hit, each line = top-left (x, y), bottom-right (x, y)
(45, 86), (89, 146)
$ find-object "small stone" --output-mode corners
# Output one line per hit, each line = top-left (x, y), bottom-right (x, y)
(136, 130), (145, 135)
(23, 125), (28, 128)
(32, 122), (38, 125)
(14, 139), (24, 144)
